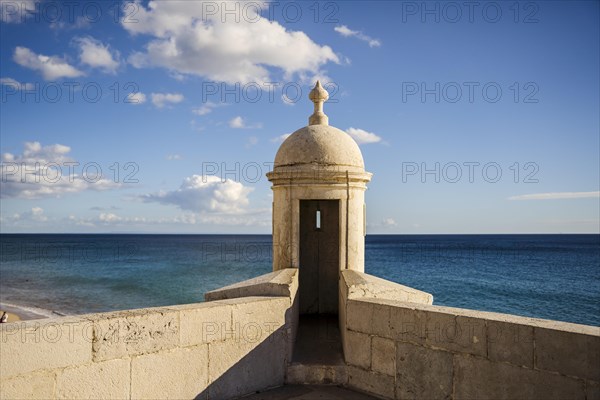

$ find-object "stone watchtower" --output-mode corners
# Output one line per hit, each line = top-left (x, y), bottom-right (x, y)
(267, 82), (372, 315)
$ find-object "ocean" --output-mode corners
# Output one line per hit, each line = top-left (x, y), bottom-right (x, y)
(0, 234), (598, 326)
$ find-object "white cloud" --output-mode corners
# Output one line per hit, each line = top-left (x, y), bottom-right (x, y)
(382, 218), (397, 227)
(30, 207), (47, 221)
(345, 127), (382, 144)
(1, 141), (120, 199)
(99, 213), (122, 223)
(13, 207), (48, 222)
(125, 91), (147, 104)
(193, 105), (213, 116)
(0, 77), (34, 91)
(0, 0), (37, 23)
(334, 25), (355, 37)
(151, 92), (184, 108)
(142, 175), (253, 214)
(7, 207), (48, 225)
(122, 0), (339, 84)
(65, 213), (149, 227)
(60, 213), (148, 227)
(4, 141), (72, 164)
(75, 36), (120, 73)
(13, 47), (84, 80)
(166, 154), (182, 160)
(271, 133), (292, 143)
(229, 116), (245, 128)
(192, 101), (226, 116)
(65, 211), (269, 228)
(334, 25), (381, 48)
(50, 16), (91, 31)
(508, 191), (600, 201)
(229, 116), (262, 129)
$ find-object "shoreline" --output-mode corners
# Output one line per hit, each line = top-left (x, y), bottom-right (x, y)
(0, 302), (62, 322)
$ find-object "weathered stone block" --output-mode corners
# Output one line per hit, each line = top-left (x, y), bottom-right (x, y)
(0, 371), (55, 400)
(395, 342), (452, 400)
(0, 317), (92, 378)
(347, 365), (395, 399)
(347, 300), (372, 334)
(389, 305), (427, 345)
(131, 345), (208, 400)
(178, 302), (232, 347)
(454, 354), (585, 400)
(487, 320), (533, 368)
(372, 336), (395, 376)
(56, 358), (130, 400)
(230, 297), (288, 343)
(91, 308), (179, 361)
(425, 312), (486, 357)
(207, 330), (286, 399)
(371, 302), (392, 338)
(345, 330), (371, 369)
(535, 327), (600, 381)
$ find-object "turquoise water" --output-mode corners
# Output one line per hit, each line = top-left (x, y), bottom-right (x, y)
(1, 234), (598, 326)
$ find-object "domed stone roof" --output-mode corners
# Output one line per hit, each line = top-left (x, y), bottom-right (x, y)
(274, 124), (364, 168)
(273, 81), (365, 169)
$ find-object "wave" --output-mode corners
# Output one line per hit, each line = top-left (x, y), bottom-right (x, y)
(0, 301), (70, 320)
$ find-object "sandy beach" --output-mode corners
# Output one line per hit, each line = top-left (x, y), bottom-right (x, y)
(0, 303), (54, 322)
(0, 310), (20, 322)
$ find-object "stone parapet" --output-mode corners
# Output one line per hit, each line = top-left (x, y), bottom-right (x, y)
(341, 270), (434, 305)
(205, 268), (298, 302)
(1, 294), (295, 400)
(340, 285), (600, 400)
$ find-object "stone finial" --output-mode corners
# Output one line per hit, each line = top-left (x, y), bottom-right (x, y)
(308, 81), (329, 126)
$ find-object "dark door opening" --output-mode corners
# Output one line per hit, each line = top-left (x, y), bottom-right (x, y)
(299, 200), (340, 314)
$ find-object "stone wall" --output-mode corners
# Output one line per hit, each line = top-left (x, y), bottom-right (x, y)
(2, 266), (598, 400)
(340, 270), (600, 400)
(1, 293), (294, 400)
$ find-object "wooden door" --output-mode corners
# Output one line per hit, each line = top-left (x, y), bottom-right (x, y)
(299, 200), (340, 314)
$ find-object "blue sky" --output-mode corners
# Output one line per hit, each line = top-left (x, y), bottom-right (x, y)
(0, 0), (598, 233)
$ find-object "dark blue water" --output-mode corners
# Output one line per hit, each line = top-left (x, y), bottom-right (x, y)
(0, 234), (598, 326)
